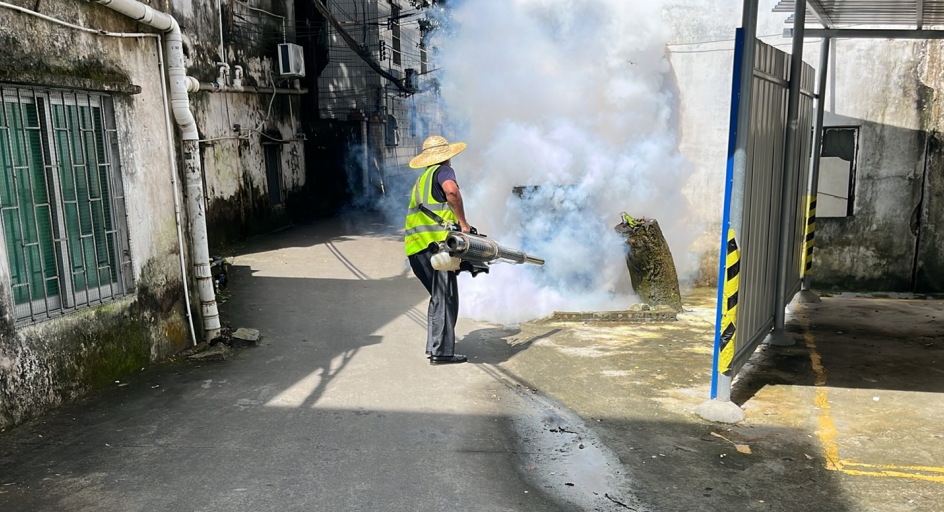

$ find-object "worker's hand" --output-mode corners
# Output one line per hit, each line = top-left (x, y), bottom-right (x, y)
(460, 221), (471, 234)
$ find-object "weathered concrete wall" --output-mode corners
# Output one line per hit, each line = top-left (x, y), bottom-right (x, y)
(664, 1), (944, 292)
(663, 0), (788, 286)
(914, 42), (944, 293)
(0, 0), (190, 428)
(186, 0), (307, 250)
(798, 39), (927, 291)
(194, 89), (306, 251)
(0, 0), (307, 427)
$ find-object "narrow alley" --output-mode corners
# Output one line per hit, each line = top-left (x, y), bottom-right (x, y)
(3, 215), (942, 511)
(0, 216), (628, 512)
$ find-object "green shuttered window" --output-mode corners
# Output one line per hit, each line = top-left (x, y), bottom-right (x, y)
(0, 86), (131, 323)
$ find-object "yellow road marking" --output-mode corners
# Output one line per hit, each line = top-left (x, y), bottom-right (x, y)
(798, 304), (944, 484)
(840, 468), (944, 484)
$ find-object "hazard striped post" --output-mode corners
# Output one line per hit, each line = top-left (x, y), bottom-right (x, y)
(717, 229), (740, 379)
(801, 195), (816, 277)
(801, 36), (830, 298)
(700, 14), (756, 422)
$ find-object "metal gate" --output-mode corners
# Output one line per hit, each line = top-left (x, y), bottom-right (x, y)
(710, 34), (815, 400)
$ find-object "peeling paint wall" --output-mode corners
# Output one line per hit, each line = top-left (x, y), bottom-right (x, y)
(0, 0), (191, 428)
(186, 0), (307, 251)
(0, 0), (303, 428)
(664, 1), (944, 292)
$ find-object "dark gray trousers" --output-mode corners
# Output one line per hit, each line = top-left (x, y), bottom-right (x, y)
(408, 251), (458, 356)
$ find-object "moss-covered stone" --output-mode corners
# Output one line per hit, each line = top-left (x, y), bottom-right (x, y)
(615, 217), (683, 312)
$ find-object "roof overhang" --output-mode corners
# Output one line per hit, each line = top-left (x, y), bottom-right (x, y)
(775, 0), (944, 37)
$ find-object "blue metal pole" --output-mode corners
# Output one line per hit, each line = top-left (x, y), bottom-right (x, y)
(711, 0), (759, 401)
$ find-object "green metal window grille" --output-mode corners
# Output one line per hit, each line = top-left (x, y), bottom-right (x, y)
(0, 86), (131, 323)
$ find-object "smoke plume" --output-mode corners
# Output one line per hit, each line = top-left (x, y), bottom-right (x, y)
(431, 0), (696, 324)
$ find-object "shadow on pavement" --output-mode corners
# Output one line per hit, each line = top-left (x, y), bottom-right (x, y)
(474, 362), (858, 512)
(732, 297), (944, 406)
(0, 398), (567, 511)
(461, 327), (562, 365)
(218, 214), (404, 255)
(0, 381), (856, 512)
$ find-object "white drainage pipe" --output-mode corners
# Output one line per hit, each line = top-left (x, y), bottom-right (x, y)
(93, 0), (221, 341)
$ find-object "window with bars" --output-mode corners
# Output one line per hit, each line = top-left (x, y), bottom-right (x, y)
(390, 3), (402, 66)
(420, 44), (427, 74)
(0, 85), (132, 323)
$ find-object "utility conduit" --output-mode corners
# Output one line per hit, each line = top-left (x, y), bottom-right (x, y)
(91, 0), (221, 341)
(0, 1), (199, 346)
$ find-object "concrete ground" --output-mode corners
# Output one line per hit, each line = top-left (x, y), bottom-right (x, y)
(502, 291), (944, 512)
(1, 214), (942, 511)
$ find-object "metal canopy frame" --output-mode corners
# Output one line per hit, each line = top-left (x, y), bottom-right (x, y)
(706, 0), (944, 418)
(774, 0), (944, 29)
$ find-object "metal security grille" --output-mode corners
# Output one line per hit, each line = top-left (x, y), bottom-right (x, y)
(0, 85), (132, 323)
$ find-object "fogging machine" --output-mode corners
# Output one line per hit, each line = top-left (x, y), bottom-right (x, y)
(418, 204), (545, 276)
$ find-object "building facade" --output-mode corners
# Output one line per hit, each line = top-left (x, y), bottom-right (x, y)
(0, 0), (306, 428)
(312, 0), (447, 205)
(666, 0), (944, 292)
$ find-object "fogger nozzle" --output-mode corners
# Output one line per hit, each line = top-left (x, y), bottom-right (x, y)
(444, 232), (545, 266)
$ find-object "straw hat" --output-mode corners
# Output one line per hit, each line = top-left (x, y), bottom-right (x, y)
(409, 135), (467, 169)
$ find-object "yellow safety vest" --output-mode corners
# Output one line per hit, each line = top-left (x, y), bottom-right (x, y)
(404, 165), (458, 256)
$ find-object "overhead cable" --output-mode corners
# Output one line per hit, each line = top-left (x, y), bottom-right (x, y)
(310, 0), (411, 94)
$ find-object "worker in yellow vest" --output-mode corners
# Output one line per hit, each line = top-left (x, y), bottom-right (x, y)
(405, 136), (472, 365)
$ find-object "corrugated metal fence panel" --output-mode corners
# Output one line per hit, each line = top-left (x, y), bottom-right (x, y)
(731, 41), (788, 367)
(783, 62), (817, 302)
(731, 41), (817, 372)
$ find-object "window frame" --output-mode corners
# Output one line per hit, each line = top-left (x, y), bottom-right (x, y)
(0, 84), (132, 324)
(816, 125), (860, 219)
(390, 2), (402, 66)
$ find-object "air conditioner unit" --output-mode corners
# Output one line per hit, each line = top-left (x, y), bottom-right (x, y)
(278, 43), (305, 77)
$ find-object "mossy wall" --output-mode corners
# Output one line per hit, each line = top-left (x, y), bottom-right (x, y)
(0, 0), (197, 429)
(0, 257), (189, 428)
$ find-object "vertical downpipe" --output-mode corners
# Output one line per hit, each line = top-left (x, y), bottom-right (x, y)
(183, 141), (221, 339)
(93, 0), (221, 341)
(361, 119), (369, 199)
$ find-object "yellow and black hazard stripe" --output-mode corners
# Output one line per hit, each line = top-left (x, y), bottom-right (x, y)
(801, 195), (816, 276)
(718, 228), (740, 377)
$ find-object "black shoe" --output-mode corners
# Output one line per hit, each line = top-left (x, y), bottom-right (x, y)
(429, 354), (468, 365)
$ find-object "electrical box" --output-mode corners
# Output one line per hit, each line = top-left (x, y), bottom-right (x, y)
(278, 43), (305, 77)
(385, 115), (399, 147)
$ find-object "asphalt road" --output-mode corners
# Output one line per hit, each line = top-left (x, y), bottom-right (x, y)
(0, 215), (632, 512)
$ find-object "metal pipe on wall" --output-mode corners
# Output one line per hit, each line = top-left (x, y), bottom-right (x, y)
(198, 83), (308, 95)
(362, 120), (369, 199)
(774, 0), (807, 331)
(93, 0), (221, 341)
